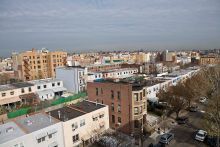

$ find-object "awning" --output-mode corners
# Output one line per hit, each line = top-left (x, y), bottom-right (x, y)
(37, 90), (54, 97)
(48, 141), (58, 147)
(47, 128), (57, 135)
(0, 96), (21, 105)
(36, 132), (47, 139)
(52, 87), (67, 93)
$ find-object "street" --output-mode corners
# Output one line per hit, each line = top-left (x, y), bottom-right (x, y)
(144, 103), (209, 147)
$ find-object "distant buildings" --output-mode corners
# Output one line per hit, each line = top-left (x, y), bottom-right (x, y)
(200, 55), (220, 65)
(12, 48), (67, 81)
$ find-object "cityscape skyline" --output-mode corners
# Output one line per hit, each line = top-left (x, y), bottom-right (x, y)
(0, 0), (220, 57)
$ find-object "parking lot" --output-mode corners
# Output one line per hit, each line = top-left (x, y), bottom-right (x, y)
(144, 103), (209, 147)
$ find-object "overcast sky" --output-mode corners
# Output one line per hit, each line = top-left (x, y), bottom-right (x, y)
(0, 0), (220, 56)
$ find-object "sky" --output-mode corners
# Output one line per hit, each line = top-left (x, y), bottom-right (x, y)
(0, 0), (220, 57)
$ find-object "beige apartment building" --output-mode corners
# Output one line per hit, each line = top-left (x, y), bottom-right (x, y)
(12, 48), (67, 81)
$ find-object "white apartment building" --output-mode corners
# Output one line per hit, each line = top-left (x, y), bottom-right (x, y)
(0, 113), (64, 147)
(56, 66), (87, 93)
(87, 68), (138, 82)
(28, 79), (67, 101)
(0, 82), (36, 108)
(146, 66), (200, 102)
(49, 100), (109, 147)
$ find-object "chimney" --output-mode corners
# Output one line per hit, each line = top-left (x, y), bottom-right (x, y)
(58, 110), (61, 119)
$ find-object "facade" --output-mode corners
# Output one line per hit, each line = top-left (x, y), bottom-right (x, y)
(87, 79), (147, 136)
(0, 82), (37, 108)
(56, 66), (86, 93)
(49, 100), (109, 147)
(200, 55), (220, 65)
(28, 78), (67, 101)
(87, 63), (122, 72)
(12, 48), (67, 81)
(0, 113), (64, 147)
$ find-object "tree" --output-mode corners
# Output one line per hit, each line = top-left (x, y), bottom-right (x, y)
(158, 86), (187, 118)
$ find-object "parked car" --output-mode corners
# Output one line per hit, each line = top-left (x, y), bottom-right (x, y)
(195, 130), (207, 142)
(176, 116), (188, 124)
(204, 135), (219, 147)
(159, 133), (174, 144)
(189, 105), (199, 112)
(199, 97), (207, 103)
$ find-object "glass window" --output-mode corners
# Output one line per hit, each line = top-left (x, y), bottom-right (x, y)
(111, 90), (114, 99)
(134, 93), (138, 101)
(52, 83), (55, 87)
(10, 91), (14, 95)
(118, 117), (121, 123)
(96, 88), (98, 96)
(44, 85), (47, 88)
(37, 86), (41, 89)
(111, 103), (114, 111)
(21, 88), (25, 93)
(72, 134), (79, 143)
(134, 107), (139, 115)
(2, 93), (6, 97)
(117, 91), (120, 100)
(118, 104), (121, 113)
(28, 87), (32, 92)
(80, 119), (85, 127)
(57, 82), (60, 86)
(112, 115), (115, 123)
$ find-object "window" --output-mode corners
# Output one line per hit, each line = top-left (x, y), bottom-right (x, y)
(2, 93), (6, 97)
(134, 120), (139, 128)
(52, 83), (55, 87)
(111, 103), (114, 111)
(96, 88), (98, 96)
(143, 102), (146, 109)
(140, 106), (143, 113)
(37, 139), (41, 143)
(41, 137), (45, 141)
(99, 114), (104, 118)
(93, 117), (98, 121)
(21, 88), (25, 93)
(134, 93), (138, 101)
(118, 117), (121, 123)
(117, 91), (121, 100)
(143, 89), (145, 97)
(101, 88), (103, 94)
(28, 87), (32, 92)
(111, 90), (114, 99)
(44, 85), (47, 88)
(57, 82), (60, 86)
(72, 122), (78, 130)
(80, 119), (85, 127)
(134, 107), (139, 115)
(118, 104), (121, 113)
(112, 115), (115, 123)
(72, 134), (79, 143)
(10, 91), (14, 95)
(37, 86), (41, 89)
(140, 92), (143, 100)
(48, 134), (52, 139)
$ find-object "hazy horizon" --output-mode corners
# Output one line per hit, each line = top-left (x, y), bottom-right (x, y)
(0, 0), (220, 57)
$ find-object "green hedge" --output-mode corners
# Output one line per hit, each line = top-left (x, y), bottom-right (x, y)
(51, 92), (87, 106)
(7, 107), (31, 118)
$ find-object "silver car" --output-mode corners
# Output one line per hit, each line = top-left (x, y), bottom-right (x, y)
(159, 133), (174, 144)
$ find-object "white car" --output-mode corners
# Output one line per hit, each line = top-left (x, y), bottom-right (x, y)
(195, 130), (207, 142)
(199, 97), (207, 103)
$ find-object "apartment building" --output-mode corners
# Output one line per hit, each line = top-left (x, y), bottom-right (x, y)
(87, 78), (147, 136)
(87, 63), (122, 72)
(49, 100), (109, 147)
(56, 66), (86, 93)
(0, 113), (64, 147)
(28, 79), (67, 101)
(0, 82), (38, 108)
(12, 48), (67, 81)
(200, 55), (220, 65)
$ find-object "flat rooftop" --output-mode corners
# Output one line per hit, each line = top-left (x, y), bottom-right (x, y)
(56, 66), (85, 70)
(0, 82), (34, 92)
(15, 113), (58, 133)
(28, 78), (62, 85)
(0, 122), (26, 144)
(49, 100), (105, 122)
